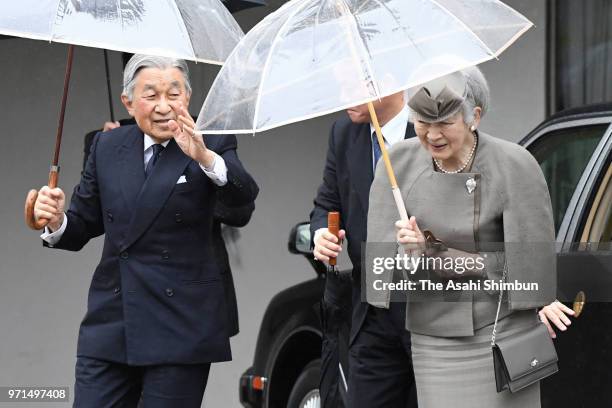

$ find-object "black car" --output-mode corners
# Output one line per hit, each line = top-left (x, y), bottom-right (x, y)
(240, 103), (612, 408)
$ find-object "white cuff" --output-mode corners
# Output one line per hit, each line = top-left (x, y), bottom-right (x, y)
(199, 152), (227, 186)
(314, 228), (327, 246)
(40, 214), (68, 247)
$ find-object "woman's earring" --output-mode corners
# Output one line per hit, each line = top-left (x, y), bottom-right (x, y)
(470, 125), (476, 132)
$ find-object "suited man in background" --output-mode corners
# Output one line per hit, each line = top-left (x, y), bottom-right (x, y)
(310, 91), (418, 408)
(34, 54), (258, 407)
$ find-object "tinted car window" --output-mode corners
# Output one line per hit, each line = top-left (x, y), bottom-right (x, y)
(585, 162), (612, 244)
(528, 124), (609, 230)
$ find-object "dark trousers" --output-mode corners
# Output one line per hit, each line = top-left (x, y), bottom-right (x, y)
(347, 302), (418, 408)
(320, 273), (352, 408)
(73, 356), (211, 408)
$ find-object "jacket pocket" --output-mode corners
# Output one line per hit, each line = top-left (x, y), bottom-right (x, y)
(179, 261), (221, 284)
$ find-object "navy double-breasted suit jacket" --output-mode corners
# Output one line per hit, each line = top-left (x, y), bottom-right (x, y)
(46, 124), (258, 366)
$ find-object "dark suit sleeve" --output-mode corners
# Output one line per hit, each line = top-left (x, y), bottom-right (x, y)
(214, 201), (255, 228)
(309, 121), (342, 240)
(46, 133), (105, 251)
(82, 130), (100, 173)
(209, 134), (259, 208)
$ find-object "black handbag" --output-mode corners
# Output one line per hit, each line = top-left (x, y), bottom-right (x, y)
(490, 264), (559, 393)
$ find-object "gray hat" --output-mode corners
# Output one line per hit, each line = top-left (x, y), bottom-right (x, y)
(407, 71), (467, 123)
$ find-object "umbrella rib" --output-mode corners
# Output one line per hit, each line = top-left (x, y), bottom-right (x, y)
(49, 0), (66, 41)
(116, 0), (124, 31)
(311, 0), (328, 63)
(166, 0), (198, 61)
(426, 0), (496, 58)
(369, 0), (426, 60)
(492, 22), (532, 58)
(252, 0), (311, 132)
(336, 0), (382, 98)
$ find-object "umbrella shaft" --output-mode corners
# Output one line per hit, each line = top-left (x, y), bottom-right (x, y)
(52, 44), (75, 167)
(367, 101), (409, 222)
(104, 49), (115, 122)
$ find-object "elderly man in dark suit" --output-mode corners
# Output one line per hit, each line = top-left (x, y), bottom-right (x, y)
(33, 54), (258, 407)
(310, 92), (418, 408)
(82, 124), (254, 340)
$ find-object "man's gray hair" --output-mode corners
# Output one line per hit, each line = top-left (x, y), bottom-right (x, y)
(460, 66), (490, 124)
(122, 54), (192, 101)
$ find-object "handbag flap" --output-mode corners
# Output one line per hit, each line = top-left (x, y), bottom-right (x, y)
(495, 323), (558, 381)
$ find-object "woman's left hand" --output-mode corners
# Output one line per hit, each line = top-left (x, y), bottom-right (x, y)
(539, 300), (575, 339)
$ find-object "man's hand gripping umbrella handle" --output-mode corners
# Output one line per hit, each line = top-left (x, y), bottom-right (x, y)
(24, 45), (74, 230)
(327, 212), (341, 275)
(25, 168), (59, 230)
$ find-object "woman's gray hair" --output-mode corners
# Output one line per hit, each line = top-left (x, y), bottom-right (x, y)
(460, 66), (490, 124)
(122, 54), (192, 101)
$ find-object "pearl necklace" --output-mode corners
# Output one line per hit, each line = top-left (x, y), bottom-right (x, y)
(433, 133), (478, 174)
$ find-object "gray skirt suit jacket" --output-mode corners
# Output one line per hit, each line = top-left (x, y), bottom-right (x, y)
(365, 132), (556, 336)
(364, 132), (557, 406)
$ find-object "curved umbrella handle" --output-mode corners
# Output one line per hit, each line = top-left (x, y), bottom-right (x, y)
(24, 167), (59, 230)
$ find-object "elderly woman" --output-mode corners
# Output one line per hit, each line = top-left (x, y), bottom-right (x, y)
(366, 67), (574, 407)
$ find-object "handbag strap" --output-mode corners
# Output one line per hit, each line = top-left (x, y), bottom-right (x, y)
(491, 260), (508, 346)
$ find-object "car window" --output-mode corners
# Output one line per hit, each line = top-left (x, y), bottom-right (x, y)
(581, 163), (612, 244)
(528, 124), (609, 231)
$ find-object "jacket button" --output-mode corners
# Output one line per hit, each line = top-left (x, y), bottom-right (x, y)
(114, 287), (121, 294)
(175, 213), (182, 223)
(165, 288), (174, 297)
(106, 211), (114, 223)
(120, 251), (129, 259)
(161, 250), (169, 260)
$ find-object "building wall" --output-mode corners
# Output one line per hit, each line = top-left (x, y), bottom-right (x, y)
(0, 1), (545, 407)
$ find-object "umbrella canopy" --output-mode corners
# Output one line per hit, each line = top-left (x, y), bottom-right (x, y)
(0, 0), (245, 65)
(196, 0), (532, 133)
(5, 0), (247, 230)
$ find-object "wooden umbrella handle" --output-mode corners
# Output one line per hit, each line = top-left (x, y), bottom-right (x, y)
(24, 167), (59, 230)
(328, 211), (340, 266)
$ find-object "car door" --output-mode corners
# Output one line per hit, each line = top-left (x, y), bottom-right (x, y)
(523, 113), (612, 408)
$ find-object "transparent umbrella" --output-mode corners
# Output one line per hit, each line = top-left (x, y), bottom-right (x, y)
(196, 0), (533, 220)
(0, 0), (244, 64)
(0, 0), (245, 229)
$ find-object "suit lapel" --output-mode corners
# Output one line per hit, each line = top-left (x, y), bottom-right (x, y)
(119, 126), (146, 215)
(121, 138), (191, 251)
(347, 123), (374, 213)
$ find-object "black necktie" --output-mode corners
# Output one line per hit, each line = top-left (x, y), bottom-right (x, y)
(145, 144), (164, 178)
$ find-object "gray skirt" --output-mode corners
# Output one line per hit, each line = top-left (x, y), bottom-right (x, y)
(411, 312), (541, 408)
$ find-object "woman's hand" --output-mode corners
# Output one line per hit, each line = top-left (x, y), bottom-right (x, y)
(395, 216), (425, 254)
(539, 300), (575, 339)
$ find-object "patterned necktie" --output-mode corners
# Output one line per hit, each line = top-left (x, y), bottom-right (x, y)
(145, 144), (165, 178)
(371, 131), (383, 172)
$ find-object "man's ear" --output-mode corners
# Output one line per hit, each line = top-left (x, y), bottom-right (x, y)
(121, 94), (135, 117)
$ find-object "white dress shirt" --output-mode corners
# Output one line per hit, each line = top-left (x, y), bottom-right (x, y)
(42, 134), (228, 245)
